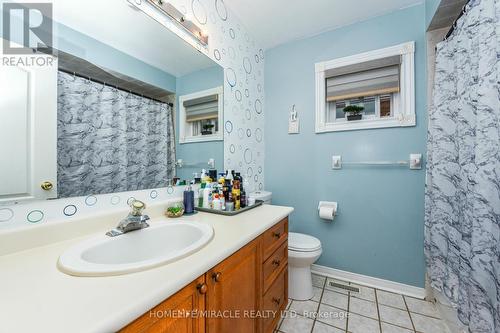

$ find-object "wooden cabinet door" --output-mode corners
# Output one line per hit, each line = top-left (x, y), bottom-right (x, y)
(121, 275), (206, 333)
(206, 239), (261, 333)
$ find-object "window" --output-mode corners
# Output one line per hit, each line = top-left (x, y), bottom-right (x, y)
(179, 86), (223, 143)
(315, 42), (415, 132)
(328, 95), (393, 123)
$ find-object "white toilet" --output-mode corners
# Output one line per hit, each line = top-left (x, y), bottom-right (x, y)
(288, 232), (322, 300)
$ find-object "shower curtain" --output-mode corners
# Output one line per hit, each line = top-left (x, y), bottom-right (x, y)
(425, 0), (500, 332)
(57, 71), (176, 198)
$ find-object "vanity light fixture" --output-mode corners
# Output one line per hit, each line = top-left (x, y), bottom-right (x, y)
(128, 0), (208, 47)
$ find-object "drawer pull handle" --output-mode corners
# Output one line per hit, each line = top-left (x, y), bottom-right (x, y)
(272, 232), (281, 239)
(197, 283), (208, 294)
(272, 297), (281, 305)
(272, 259), (281, 266)
(212, 272), (222, 282)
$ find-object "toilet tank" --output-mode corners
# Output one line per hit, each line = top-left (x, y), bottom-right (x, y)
(249, 191), (272, 204)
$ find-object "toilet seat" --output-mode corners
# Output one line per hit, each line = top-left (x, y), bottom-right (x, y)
(288, 232), (322, 252)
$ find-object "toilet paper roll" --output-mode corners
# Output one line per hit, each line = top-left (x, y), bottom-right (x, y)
(319, 206), (336, 221)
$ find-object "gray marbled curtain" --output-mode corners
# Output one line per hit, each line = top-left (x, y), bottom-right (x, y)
(425, 0), (500, 332)
(57, 71), (176, 198)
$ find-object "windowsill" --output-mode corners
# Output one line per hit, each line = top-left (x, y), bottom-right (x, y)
(317, 114), (416, 133)
(180, 133), (223, 144)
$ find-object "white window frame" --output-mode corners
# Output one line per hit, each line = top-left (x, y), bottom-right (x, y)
(179, 86), (224, 144)
(315, 41), (415, 133)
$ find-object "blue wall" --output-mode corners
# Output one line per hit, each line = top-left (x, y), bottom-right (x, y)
(265, 4), (427, 287)
(55, 23), (177, 93)
(425, 0), (442, 29)
(175, 66), (224, 180)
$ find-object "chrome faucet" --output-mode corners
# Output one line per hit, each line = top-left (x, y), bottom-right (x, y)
(106, 200), (150, 237)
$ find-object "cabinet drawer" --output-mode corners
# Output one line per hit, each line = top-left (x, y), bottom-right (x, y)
(262, 268), (287, 333)
(262, 218), (288, 261)
(262, 240), (287, 293)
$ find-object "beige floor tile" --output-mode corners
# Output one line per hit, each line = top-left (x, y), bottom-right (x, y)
(322, 289), (349, 309)
(348, 312), (381, 333)
(289, 299), (319, 319)
(317, 303), (348, 330)
(312, 320), (345, 333)
(379, 304), (413, 329)
(411, 312), (448, 333)
(376, 290), (406, 309)
(279, 313), (315, 333)
(380, 322), (414, 333)
(313, 273), (327, 288)
(349, 283), (376, 302)
(404, 296), (440, 318)
(349, 296), (378, 319)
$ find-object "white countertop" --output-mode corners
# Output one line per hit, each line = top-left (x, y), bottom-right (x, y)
(0, 204), (293, 333)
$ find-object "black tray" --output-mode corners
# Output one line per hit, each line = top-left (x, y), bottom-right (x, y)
(195, 200), (263, 216)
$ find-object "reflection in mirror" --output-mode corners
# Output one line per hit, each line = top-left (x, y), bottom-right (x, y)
(0, 0), (224, 201)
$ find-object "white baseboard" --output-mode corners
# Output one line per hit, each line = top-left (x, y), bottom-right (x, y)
(311, 264), (426, 299)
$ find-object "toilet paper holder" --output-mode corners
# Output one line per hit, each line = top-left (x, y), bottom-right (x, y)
(318, 201), (338, 220)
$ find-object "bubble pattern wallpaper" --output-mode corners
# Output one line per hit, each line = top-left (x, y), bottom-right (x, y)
(170, 0), (266, 192)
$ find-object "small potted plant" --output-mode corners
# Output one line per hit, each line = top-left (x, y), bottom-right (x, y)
(165, 202), (185, 218)
(201, 123), (215, 135)
(343, 105), (364, 121)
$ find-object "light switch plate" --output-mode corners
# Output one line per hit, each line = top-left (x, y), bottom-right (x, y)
(288, 104), (299, 134)
(288, 119), (299, 134)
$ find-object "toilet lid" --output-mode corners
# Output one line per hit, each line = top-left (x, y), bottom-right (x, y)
(289, 232), (322, 252)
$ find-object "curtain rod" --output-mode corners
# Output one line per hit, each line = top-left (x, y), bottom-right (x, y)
(58, 68), (173, 107)
(443, 0), (472, 41)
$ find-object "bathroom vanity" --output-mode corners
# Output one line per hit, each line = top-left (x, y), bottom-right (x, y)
(122, 216), (288, 333)
(0, 204), (292, 333)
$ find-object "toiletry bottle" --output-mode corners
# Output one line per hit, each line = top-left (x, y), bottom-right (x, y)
(225, 192), (234, 211)
(212, 193), (222, 210)
(226, 169), (234, 181)
(209, 169), (217, 181)
(235, 172), (242, 183)
(218, 173), (225, 185)
(183, 182), (195, 214)
(240, 188), (247, 208)
(198, 183), (205, 207)
(203, 183), (211, 208)
(201, 169), (210, 184)
(226, 192), (235, 212)
(219, 186), (226, 210)
(193, 172), (201, 184)
(232, 179), (241, 210)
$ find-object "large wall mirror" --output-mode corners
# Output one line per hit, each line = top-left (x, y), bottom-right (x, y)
(0, 0), (224, 202)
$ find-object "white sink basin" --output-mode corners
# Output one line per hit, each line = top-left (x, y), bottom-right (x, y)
(58, 221), (214, 276)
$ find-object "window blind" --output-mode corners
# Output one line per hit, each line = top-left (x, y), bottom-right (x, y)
(184, 94), (219, 122)
(326, 55), (401, 102)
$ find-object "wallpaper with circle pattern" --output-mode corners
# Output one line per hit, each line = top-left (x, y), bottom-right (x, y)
(0, 0), (264, 229)
(171, 0), (266, 193)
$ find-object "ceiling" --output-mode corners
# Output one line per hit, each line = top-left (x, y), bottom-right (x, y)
(227, 0), (424, 50)
(51, 0), (217, 77)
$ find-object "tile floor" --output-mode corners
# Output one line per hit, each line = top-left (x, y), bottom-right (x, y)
(275, 273), (449, 333)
